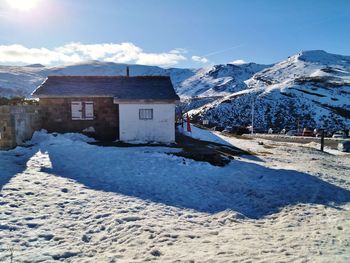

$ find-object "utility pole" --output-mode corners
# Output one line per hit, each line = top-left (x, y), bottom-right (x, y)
(251, 99), (254, 135)
(297, 118), (300, 135)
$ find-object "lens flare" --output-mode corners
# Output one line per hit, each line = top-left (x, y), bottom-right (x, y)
(7, 0), (41, 11)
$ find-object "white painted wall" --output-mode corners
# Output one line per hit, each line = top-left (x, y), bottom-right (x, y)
(119, 103), (175, 143)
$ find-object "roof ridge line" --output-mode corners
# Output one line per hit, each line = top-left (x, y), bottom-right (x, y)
(47, 75), (170, 79)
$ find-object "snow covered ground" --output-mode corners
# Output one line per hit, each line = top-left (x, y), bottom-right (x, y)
(0, 130), (349, 262)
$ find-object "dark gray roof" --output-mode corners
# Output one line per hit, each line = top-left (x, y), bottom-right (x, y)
(32, 76), (180, 101)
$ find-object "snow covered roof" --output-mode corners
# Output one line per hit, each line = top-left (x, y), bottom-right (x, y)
(32, 76), (180, 101)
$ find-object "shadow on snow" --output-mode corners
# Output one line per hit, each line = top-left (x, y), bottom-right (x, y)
(0, 147), (36, 190)
(36, 142), (350, 219)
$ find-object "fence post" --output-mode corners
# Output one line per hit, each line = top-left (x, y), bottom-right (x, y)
(320, 130), (324, 152)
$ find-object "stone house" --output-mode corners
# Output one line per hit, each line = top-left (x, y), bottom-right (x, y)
(31, 75), (180, 143)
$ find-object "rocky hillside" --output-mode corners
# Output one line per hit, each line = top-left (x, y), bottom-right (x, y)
(1, 50), (349, 130)
(189, 50), (350, 131)
(175, 63), (269, 98)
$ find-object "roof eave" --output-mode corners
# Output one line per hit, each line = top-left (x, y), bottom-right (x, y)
(113, 98), (180, 104)
(33, 96), (180, 103)
(34, 95), (113, 98)
(31, 77), (49, 97)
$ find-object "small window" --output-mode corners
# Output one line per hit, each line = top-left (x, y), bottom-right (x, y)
(71, 101), (94, 120)
(71, 101), (82, 120)
(84, 102), (94, 120)
(139, 109), (153, 120)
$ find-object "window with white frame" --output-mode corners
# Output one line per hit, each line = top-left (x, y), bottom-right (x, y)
(139, 109), (153, 120)
(71, 101), (94, 120)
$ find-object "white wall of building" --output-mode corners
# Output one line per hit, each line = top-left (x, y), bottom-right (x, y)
(118, 103), (175, 143)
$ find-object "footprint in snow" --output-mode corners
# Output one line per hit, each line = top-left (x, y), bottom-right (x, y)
(52, 251), (79, 260)
(38, 233), (54, 241)
(82, 234), (91, 243)
(150, 249), (161, 257)
(27, 222), (41, 228)
(122, 216), (143, 222)
(94, 213), (112, 219)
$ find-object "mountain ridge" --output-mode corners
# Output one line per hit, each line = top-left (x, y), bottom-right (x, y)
(1, 50), (349, 130)
(189, 50), (350, 131)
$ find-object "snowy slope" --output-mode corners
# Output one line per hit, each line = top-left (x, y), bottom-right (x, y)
(176, 63), (269, 98)
(189, 50), (350, 131)
(0, 65), (46, 97)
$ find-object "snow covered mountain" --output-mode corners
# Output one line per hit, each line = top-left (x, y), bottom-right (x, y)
(189, 50), (350, 131)
(0, 61), (194, 97)
(175, 62), (269, 98)
(1, 50), (349, 130)
(0, 60), (266, 98)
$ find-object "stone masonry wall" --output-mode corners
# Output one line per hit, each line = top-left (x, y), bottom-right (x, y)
(39, 97), (119, 141)
(0, 106), (43, 149)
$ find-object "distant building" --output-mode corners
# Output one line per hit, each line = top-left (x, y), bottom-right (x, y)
(32, 75), (180, 143)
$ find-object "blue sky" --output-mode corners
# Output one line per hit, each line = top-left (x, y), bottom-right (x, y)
(0, 0), (349, 67)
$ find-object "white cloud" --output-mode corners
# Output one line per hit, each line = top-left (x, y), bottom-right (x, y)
(191, 55), (209, 64)
(0, 42), (187, 67)
(170, 48), (188, 54)
(230, 59), (247, 65)
(136, 52), (187, 66)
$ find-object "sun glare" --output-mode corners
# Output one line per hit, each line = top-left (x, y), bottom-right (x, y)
(7, 0), (41, 11)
